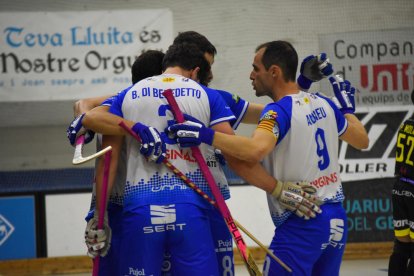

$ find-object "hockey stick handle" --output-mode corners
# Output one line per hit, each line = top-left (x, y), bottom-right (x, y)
(92, 150), (112, 276)
(73, 135), (85, 160)
(118, 121), (290, 272)
(163, 89), (261, 276)
(97, 150), (111, 228)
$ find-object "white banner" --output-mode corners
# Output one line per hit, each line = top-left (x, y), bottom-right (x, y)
(0, 10), (173, 102)
(339, 105), (413, 181)
(319, 29), (414, 107)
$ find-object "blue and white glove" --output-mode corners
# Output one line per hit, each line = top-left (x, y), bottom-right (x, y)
(66, 113), (95, 146)
(297, 53), (333, 90)
(329, 75), (356, 114)
(167, 114), (215, 148)
(132, 122), (166, 164)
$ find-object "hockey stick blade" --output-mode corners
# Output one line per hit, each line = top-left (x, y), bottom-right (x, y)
(72, 135), (112, 165)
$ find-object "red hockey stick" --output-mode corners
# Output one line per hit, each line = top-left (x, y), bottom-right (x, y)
(163, 89), (262, 276)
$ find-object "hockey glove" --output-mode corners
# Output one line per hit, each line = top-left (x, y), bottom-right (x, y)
(329, 75), (356, 114)
(132, 122), (166, 164)
(271, 180), (323, 220)
(297, 53), (333, 90)
(84, 211), (112, 258)
(167, 114), (215, 147)
(66, 113), (95, 146)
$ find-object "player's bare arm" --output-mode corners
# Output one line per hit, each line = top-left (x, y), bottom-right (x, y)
(225, 154), (276, 193)
(213, 128), (276, 163)
(83, 106), (135, 135)
(73, 94), (114, 116)
(241, 102), (264, 124)
(340, 114), (369, 150)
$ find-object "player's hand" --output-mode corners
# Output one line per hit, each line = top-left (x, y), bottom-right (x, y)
(84, 211), (112, 258)
(66, 113), (95, 146)
(271, 180), (323, 219)
(329, 75), (356, 114)
(167, 114), (215, 147)
(132, 122), (166, 164)
(297, 53), (333, 90)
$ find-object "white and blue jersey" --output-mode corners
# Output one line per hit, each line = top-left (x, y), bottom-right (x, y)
(258, 91), (347, 227)
(109, 74), (235, 211)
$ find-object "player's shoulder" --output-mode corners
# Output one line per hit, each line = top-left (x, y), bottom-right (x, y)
(266, 94), (294, 110)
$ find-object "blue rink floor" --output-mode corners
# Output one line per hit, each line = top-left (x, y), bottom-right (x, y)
(57, 258), (389, 275)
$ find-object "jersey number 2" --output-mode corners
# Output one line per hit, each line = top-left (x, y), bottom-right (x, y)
(316, 128), (330, 170)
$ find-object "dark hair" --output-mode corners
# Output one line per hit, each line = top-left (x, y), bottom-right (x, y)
(173, 31), (217, 56)
(162, 42), (211, 85)
(131, 50), (165, 84)
(256, 41), (298, 82)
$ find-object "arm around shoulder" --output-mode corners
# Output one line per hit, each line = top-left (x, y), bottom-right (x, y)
(83, 106), (135, 135)
(242, 102), (264, 124)
(73, 95), (114, 116)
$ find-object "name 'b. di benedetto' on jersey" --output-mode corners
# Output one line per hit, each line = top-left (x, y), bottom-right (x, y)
(258, 91), (348, 227)
(109, 74), (235, 211)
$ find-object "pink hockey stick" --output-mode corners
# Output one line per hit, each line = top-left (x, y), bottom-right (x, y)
(163, 89), (262, 276)
(92, 150), (112, 276)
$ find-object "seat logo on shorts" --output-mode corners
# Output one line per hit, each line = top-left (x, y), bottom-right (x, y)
(150, 205), (176, 224)
(321, 218), (345, 250)
(329, 219), (344, 242)
(144, 205), (186, 234)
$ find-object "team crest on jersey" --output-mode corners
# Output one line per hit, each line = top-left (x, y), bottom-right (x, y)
(295, 96), (311, 105)
(261, 110), (277, 120)
(162, 77), (175, 83)
(232, 94), (240, 104)
(258, 110), (278, 134)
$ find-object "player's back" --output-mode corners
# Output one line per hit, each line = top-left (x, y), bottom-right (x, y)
(109, 74), (234, 211)
(263, 91), (348, 226)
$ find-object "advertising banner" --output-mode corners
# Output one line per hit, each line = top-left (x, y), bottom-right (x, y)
(339, 105), (412, 182)
(319, 29), (414, 107)
(0, 10), (173, 102)
(0, 196), (36, 260)
(343, 178), (394, 243)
